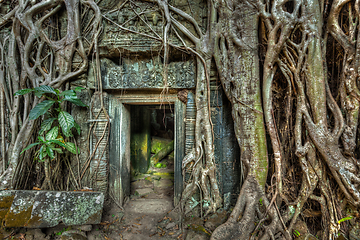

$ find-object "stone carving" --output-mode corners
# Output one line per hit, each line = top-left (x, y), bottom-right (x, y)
(88, 57), (195, 89)
(99, 0), (207, 54)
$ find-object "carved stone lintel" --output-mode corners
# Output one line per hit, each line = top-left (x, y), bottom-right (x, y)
(88, 57), (195, 89)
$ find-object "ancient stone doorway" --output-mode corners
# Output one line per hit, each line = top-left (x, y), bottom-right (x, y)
(108, 93), (185, 207)
(129, 104), (175, 204)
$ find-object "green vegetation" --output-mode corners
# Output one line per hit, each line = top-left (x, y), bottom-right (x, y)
(15, 85), (87, 189)
(16, 85), (87, 161)
(293, 229), (300, 237)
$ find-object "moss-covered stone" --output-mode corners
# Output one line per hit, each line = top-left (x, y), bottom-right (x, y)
(0, 191), (15, 224)
(131, 106), (151, 174)
(151, 137), (172, 154)
(0, 190), (104, 228)
(150, 140), (174, 165)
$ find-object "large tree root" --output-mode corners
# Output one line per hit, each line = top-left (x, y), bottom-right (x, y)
(211, 176), (283, 240)
(181, 54), (222, 215)
(0, 0), (102, 190)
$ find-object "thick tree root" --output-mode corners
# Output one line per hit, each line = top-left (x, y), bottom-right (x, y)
(211, 176), (282, 240)
(0, 166), (15, 190)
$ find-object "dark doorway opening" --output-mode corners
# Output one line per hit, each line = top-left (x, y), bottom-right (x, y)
(129, 104), (175, 203)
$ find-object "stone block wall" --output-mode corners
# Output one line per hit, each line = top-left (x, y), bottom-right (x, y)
(67, 0), (241, 208)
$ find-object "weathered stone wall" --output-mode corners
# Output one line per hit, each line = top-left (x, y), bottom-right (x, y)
(99, 0), (207, 56)
(70, 87), (92, 190)
(88, 58), (196, 89)
(210, 79), (241, 206)
(69, 0), (241, 207)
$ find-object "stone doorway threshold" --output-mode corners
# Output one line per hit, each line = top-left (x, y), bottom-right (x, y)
(93, 161), (183, 240)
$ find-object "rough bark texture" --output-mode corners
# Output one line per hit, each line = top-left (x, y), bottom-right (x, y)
(1, 0), (360, 239)
(0, 0), (101, 189)
(211, 2), (279, 239)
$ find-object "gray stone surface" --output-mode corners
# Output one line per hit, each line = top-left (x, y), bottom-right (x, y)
(223, 192), (231, 210)
(87, 93), (109, 193)
(88, 58), (195, 89)
(131, 106), (151, 173)
(127, 198), (172, 215)
(99, 0), (207, 55)
(135, 188), (153, 196)
(165, 222), (176, 229)
(0, 190), (104, 228)
(61, 230), (87, 240)
(131, 179), (153, 189)
(154, 179), (173, 189)
(75, 225), (93, 232)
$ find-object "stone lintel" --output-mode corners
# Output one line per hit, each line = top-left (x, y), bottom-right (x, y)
(88, 57), (196, 90)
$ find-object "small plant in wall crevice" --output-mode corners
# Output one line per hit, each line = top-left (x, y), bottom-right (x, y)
(15, 85), (88, 190)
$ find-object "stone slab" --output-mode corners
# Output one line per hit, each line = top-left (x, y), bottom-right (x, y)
(131, 179), (153, 189)
(0, 190), (104, 228)
(126, 199), (172, 215)
(135, 188), (153, 196)
(88, 58), (195, 90)
(61, 230), (87, 240)
(154, 179), (173, 189)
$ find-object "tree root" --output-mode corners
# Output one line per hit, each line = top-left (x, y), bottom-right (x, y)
(181, 139), (222, 215)
(211, 176), (283, 240)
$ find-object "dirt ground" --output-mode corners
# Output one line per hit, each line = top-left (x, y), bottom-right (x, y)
(88, 161), (186, 240)
(0, 157), (228, 240)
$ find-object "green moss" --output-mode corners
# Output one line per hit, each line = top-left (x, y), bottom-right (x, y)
(4, 204), (33, 227)
(0, 195), (14, 224)
(151, 137), (172, 154)
(0, 196), (15, 208)
(130, 106), (151, 173)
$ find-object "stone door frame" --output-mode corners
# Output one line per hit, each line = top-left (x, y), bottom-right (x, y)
(108, 92), (185, 207)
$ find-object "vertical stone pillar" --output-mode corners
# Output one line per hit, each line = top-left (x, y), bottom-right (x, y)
(88, 93), (109, 193)
(130, 106), (151, 174)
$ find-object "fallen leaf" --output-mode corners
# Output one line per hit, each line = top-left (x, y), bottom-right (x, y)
(158, 216), (169, 222)
(169, 232), (175, 235)
(74, 189), (94, 192)
(157, 226), (166, 236)
(149, 232), (157, 237)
